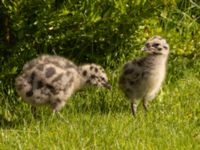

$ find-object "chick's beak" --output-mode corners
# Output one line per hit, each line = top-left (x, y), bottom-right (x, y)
(142, 46), (147, 51)
(103, 82), (112, 89)
(142, 43), (152, 51)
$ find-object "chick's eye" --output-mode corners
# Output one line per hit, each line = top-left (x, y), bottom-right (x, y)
(152, 43), (160, 47)
(163, 46), (168, 50)
(101, 77), (105, 81)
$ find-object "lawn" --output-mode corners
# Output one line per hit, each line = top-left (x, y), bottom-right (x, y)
(0, 57), (199, 150)
(1, 0), (200, 149)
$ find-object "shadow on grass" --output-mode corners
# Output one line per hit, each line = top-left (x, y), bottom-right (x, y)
(0, 114), (22, 129)
(0, 110), (48, 129)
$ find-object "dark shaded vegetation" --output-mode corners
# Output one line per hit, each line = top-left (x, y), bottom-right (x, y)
(0, 0), (200, 120)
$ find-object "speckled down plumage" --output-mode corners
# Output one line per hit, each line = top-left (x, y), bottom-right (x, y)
(119, 35), (169, 115)
(15, 55), (111, 113)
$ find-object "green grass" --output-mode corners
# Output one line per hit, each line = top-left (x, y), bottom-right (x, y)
(0, 57), (200, 149)
(1, 0), (200, 149)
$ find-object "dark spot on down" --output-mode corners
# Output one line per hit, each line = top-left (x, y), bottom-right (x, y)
(26, 90), (33, 97)
(56, 98), (61, 103)
(125, 88), (132, 93)
(129, 81), (135, 85)
(82, 70), (87, 76)
(124, 69), (134, 75)
(37, 80), (44, 89)
(90, 66), (93, 70)
(135, 59), (145, 66)
(46, 84), (57, 94)
(86, 80), (90, 84)
(45, 67), (56, 78)
(28, 72), (36, 84)
(91, 75), (96, 79)
(95, 68), (98, 73)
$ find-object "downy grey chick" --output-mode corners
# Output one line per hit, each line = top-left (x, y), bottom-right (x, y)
(15, 55), (111, 114)
(119, 36), (169, 115)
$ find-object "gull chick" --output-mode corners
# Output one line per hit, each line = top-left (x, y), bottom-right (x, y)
(15, 55), (111, 114)
(119, 36), (169, 115)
